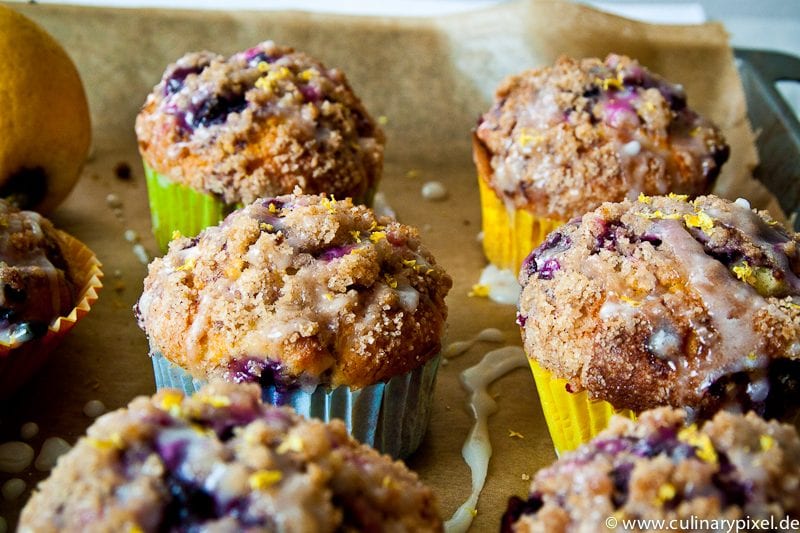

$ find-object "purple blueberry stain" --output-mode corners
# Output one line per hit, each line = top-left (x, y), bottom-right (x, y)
(184, 92), (248, 130)
(537, 258), (561, 280)
(163, 64), (206, 96)
(610, 462), (634, 507)
(317, 244), (356, 261)
(515, 311), (527, 328)
(522, 231), (571, 281)
(243, 48), (280, 67)
(300, 84), (322, 103)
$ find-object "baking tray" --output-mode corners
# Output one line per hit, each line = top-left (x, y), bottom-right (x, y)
(735, 48), (800, 228)
(0, 1), (798, 529)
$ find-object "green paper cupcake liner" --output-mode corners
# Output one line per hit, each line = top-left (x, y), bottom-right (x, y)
(143, 162), (238, 253)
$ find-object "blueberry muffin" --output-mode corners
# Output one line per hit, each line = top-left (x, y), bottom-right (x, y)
(0, 199), (102, 395)
(502, 408), (800, 532)
(20, 382), (443, 532)
(518, 194), (800, 453)
(0, 200), (76, 343)
(474, 54), (729, 270)
(135, 40), (385, 250)
(136, 193), (451, 457)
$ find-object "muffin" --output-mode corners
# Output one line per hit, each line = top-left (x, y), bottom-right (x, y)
(19, 382), (443, 532)
(136, 41), (385, 251)
(474, 54), (729, 271)
(135, 193), (452, 458)
(518, 194), (800, 453)
(501, 408), (800, 532)
(0, 199), (102, 396)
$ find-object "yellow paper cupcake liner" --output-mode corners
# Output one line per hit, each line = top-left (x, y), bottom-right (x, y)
(478, 177), (563, 273)
(529, 359), (636, 455)
(0, 231), (103, 396)
(144, 162), (239, 253)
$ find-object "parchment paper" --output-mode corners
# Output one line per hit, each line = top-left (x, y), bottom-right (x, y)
(0, 1), (769, 529)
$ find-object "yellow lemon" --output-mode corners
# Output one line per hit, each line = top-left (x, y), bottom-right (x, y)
(0, 6), (91, 213)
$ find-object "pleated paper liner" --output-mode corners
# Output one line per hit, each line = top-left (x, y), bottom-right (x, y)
(144, 162), (379, 254)
(0, 231), (103, 397)
(144, 162), (238, 253)
(151, 352), (440, 459)
(530, 359), (636, 455)
(472, 134), (563, 273)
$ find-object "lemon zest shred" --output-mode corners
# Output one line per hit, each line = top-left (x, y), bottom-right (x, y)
(683, 211), (715, 232)
(469, 284), (490, 298)
(277, 433), (304, 454)
(656, 483), (677, 504)
(249, 469), (283, 491)
(678, 424), (718, 463)
(176, 258), (196, 272)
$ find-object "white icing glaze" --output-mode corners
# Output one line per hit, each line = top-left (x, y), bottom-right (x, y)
(444, 346), (527, 533)
(652, 219), (767, 388)
(421, 181), (448, 201)
(0, 442), (34, 473)
(34, 437), (72, 472)
(621, 140), (641, 156)
(372, 192), (396, 220)
(1, 478), (25, 501)
(477, 265), (520, 305)
(443, 329), (506, 359)
(83, 400), (107, 418)
(19, 422), (38, 441)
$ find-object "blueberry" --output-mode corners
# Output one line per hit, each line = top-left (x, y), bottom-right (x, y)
(299, 84), (321, 103)
(163, 65), (206, 96)
(537, 258), (561, 280)
(161, 476), (217, 528)
(186, 93), (248, 130)
(611, 462), (634, 507)
(500, 493), (544, 533)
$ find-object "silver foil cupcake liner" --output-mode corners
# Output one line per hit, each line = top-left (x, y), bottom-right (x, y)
(151, 353), (440, 459)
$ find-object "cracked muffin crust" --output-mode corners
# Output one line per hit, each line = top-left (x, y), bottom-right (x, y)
(136, 193), (452, 390)
(20, 382), (443, 532)
(475, 54), (729, 220)
(0, 199), (75, 345)
(135, 41), (384, 205)
(518, 194), (800, 418)
(502, 408), (800, 532)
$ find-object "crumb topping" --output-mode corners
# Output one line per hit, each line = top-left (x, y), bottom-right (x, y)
(20, 382), (443, 532)
(137, 194), (452, 389)
(136, 41), (385, 205)
(475, 55), (729, 219)
(502, 408), (800, 532)
(518, 194), (800, 416)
